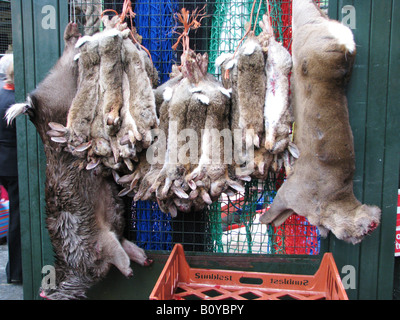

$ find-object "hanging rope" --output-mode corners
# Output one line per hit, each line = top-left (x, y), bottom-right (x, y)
(171, 5), (208, 53)
(100, 0), (153, 63)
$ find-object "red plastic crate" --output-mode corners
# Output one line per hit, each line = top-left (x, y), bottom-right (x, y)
(150, 244), (348, 300)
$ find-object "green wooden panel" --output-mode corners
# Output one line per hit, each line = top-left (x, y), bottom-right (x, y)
(327, 0), (398, 300)
(22, 0), (44, 300)
(12, 0), (34, 301)
(378, 0), (400, 299)
(12, 0), (68, 300)
(32, 0), (62, 273)
(359, 0), (393, 300)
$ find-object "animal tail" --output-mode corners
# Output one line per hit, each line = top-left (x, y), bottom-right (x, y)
(5, 96), (33, 125)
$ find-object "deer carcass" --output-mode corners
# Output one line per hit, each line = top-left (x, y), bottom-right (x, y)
(259, 0), (381, 244)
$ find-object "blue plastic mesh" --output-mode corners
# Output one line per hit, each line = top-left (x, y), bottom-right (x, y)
(135, 0), (179, 84)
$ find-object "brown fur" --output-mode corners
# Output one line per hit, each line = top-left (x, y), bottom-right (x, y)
(63, 32), (100, 156)
(185, 68), (241, 208)
(123, 37), (158, 149)
(134, 75), (178, 203)
(259, 0), (381, 244)
(113, 72), (139, 161)
(149, 51), (208, 212)
(98, 29), (124, 134)
(237, 34), (266, 150)
(259, 15), (293, 154)
(150, 75), (191, 204)
(137, 43), (159, 88)
(218, 47), (271, 180)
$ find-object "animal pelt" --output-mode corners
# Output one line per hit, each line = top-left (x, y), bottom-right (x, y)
(123, 34), (159, 149)
(48, 16), (159, 177)
(115, 64), (183, 200)
(6, 22), (152, 300)
(261, 14), (293, 154)
(60, 31), (101, 157)
(130, 72), (182, 209)
(145, 52), (200, 215)
(140, 50), (244, 215)
(259, 0), (381, 244)
(216, 15), (297, 179)
(236, 33), (266, 151)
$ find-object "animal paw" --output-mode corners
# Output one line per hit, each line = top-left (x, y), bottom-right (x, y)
(47, 122), (68, 144)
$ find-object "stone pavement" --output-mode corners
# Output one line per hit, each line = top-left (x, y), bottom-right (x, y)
(0, 242), (23, 300)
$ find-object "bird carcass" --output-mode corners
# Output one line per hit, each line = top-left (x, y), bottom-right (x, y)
(259, 0), (381, 244)
(6, 22), (152, 300)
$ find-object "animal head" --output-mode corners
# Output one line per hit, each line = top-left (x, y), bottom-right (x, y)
(325, 204), (381, 244)
(6, 22), (80, 144)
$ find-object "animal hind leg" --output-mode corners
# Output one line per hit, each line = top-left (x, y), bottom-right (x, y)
(121, 238), (153, 266)
(270, 209), (294, 227)
(101, 231), (133, 278)
(259, 185), (293, 225)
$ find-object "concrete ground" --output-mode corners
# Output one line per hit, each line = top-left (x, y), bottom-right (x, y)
(0, 242), (23, 300)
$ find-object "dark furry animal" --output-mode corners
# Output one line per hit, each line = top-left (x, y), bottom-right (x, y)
(6, 23), (151, 300)
(259, 0), (381, 244)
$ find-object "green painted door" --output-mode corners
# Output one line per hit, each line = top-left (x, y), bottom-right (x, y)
(324, 0), (400, 300)
(11, 0), (68, 300)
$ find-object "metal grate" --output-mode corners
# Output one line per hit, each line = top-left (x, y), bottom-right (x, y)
(69, 0), (326, 255)
(0, 0), (12, 57)
(129, 173), (320, 255)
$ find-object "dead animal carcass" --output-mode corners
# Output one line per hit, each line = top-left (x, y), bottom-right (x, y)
(145, 49), (242, 215)
(48, 15), (159, 176)
(131, 8), (244, 215)
(6, 22), (152, 300)
(259, 0), (381, 244)
(217, 13), (297, 179)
